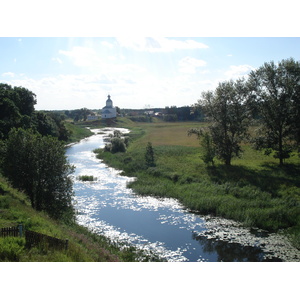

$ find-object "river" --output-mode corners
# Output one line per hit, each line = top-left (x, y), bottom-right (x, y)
(66, 128), (300, 262)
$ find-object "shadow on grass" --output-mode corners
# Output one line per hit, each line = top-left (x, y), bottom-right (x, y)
(206, 162), (300, 197)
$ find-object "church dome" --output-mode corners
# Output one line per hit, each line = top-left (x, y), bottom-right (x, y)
(106, 95), (113, 108)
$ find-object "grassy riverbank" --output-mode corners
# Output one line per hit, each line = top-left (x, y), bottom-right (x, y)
(95, 118), (300, 249)
(64, 121), (94, 143)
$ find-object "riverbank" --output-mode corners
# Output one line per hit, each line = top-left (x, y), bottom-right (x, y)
(94, 119), (300, 251)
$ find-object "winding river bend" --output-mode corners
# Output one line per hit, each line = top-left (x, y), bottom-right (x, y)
(66, 128), (300, 262)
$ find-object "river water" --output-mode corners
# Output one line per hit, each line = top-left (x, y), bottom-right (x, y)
(66, 128), (300, 262)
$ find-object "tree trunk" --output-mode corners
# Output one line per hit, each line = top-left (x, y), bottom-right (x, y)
(225, 156), (231, 166)
(279, 130), (284, 166)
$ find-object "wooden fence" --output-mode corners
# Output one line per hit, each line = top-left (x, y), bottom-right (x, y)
(0, 225), (22, 238)
(25, 230), (68, 251)
(0, 225), (68, 250)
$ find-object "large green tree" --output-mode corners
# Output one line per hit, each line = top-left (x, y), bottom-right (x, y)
(248, 58), (300, 165)
(198, 79), (250, 165)
(2, 128), (75, 221)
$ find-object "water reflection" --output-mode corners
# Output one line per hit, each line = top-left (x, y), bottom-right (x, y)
(192, 233), (282, 262)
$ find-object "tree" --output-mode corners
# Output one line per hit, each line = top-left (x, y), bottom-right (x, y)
(2, 128), (75, 221)
(12, 86), (36, 116)
(198, 79), (250, 165)
(248, 58), (300, 165)
(0, 84), (22, 138)
(33, 111), (60, 137)
(145, 142), (155, 167)
(0, 83), (39, 139)
(188, 128), (215, 165)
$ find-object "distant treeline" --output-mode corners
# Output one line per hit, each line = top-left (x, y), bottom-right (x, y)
(121, 106), (204, 122)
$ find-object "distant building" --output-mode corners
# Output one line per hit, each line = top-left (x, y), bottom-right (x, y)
(101, 94), (117, 119)
(87, 113), (99, 121)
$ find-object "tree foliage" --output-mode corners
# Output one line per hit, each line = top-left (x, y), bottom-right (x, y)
(163, 105), (203, 121)
(1, 128), (75, 221)
(192, 58), (300, 166)
(188, 128), (216, 165)
(0, 83), (70, 141)
(198, 79), (250, 165)
(248, 58), (300, 165)
(145, 142), (155, 167)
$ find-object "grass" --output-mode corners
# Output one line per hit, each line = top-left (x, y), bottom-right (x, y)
(94, 119), (300, 249)
(64, 121), (94, 143)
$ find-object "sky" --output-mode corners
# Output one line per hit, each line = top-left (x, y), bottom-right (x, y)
(2, 37), (300, 111)
(1, 1), (300, 111)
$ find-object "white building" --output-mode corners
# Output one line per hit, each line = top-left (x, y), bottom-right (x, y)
(101, 94), (117, 119)
(87, 113), (99, 121)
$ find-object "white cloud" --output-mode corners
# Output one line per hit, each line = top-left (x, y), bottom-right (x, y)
(116, 37), (209, 52)
(225, 64), (254, 79)
(178, 57), (207, 73)
(59, 46), (100, 67)
(5, 71), (203, 110)
(59, 46), (145, 75)
(2, 72), (15, 77)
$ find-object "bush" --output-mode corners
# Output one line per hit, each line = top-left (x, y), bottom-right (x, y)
(145, 142), (155, 167)
(78, 175), (96, 181)
(111, 137), (126, 153)
(104, 133), (127, 154)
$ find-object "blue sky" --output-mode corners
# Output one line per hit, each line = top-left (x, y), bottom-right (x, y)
(1, 37), (300, 110)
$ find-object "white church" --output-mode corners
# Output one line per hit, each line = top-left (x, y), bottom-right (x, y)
(101, 94), (117, 119)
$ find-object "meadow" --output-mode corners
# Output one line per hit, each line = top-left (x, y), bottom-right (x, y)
(96, 118), (300, 249)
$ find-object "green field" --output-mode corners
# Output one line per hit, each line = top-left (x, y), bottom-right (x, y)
(96, 118), (300, 249)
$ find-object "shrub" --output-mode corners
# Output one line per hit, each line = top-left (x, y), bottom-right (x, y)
(111, 137), (126, 153)
(78, 175), (96, 181)
(145, 142), (155, 167)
